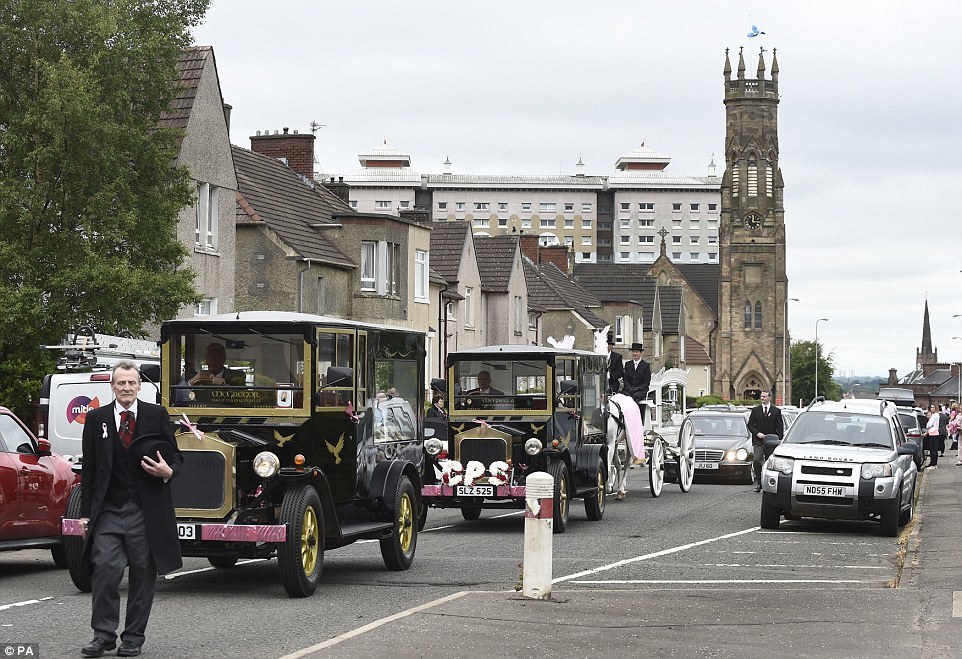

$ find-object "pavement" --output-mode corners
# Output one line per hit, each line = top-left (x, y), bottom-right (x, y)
(279, 454), (962, 659)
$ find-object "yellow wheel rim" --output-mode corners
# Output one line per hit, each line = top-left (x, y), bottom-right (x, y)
(397, 493), (414, 552)
(597, 468), (605, 502)
(559, 474), (568, 517)
(301, 506), (319, 575)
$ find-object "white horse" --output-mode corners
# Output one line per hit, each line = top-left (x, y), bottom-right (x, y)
(605, 393), (647, 499)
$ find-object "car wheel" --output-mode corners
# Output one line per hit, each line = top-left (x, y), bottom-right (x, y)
(63, 486), (91, 592)
(879, 492), (901, 537)
(548, 460), (569, 534)
(278, 484), (324, 597)
(380, 476), (418, 571)
(51, 544), (67, 569)
(208, 556), (239, 568)
(460, 505), (482, 521)
(760, 497), (781, 530)
(584, 460), (606, 521)
(899, 484), (916, 526)
(417, 496), (429, 531)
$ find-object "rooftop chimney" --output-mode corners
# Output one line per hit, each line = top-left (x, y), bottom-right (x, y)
(250, 127), (316, 181)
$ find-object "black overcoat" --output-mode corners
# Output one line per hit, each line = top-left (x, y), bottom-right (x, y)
(80, 400), (183, 575)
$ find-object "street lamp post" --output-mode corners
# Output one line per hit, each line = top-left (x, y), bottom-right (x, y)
(815, 318), (829, 401)
(782, 297), (799, 406)
(850, 382), (861, 398)
(954, 337), (962, 409)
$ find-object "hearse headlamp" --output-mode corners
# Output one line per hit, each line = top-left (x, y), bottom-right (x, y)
(253, 451), (280, 478)
(524, 438), (543, 456)
(425, 438), (444, 456)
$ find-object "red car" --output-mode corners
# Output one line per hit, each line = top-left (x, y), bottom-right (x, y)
(0, 405), (79, 566)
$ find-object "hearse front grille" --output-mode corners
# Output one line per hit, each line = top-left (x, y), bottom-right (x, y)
(171, 450), (226, 510)
(459, 438), (508, 466)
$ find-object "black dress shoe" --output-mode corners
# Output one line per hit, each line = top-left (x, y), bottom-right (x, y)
(754, 484), (762, 493)
(81, 637), (116, 657)
(117, 641), (142, 657)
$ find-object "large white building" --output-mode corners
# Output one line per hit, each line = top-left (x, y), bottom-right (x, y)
(339, 142), (721, 265)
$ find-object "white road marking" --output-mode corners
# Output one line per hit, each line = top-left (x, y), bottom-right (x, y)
(491, 511), (524, 518)
(357, 523), (457, 543)
(278, 590), (473, 658)
(0, 597), (53, 612)
(707, 563), (886, 570)
(954, 591), (962, 617)
(552, 526), (761, 584)
(164, 558), (265, 579)
(571, 579), (868, 585)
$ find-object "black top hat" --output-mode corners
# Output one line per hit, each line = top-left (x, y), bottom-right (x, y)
(630, 342), (644, 352)
(127, 433), (178, 472)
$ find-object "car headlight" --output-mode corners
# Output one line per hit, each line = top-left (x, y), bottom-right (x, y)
(861, 463), (894, 479)
(767, 455), (794, 475)
(735, 448), (749, 461)
(524, 438), (543, 456)
(425, 438), (444, 456)
(253, 451), (280, 478)
(725, 449), (736, 461)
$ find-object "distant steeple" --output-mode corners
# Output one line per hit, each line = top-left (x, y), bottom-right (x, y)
(916, 298), (938, 368)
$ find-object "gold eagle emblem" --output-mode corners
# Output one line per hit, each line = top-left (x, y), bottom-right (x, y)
(274, 429), (295, 447)
(325, 433), (345, 464)
(530, 423), (545, 435)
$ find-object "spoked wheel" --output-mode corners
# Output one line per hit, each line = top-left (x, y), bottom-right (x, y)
(584, 460), (606, 521)
(677, 422), (696, 493)
(63, 486), (91, 593)
(606, 435), (628, 495)
(648, 435), (665, 497)
(380, 476), (418, 570)
(278, 484), (324, 597)
(548, 460), (570, 534)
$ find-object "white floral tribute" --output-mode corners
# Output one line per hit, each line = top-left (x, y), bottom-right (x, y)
(488, 461), (511, 486)
(441, 460), (464, 487)
(463, 460), (486, 486)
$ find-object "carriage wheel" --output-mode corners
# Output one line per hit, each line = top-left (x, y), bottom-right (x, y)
(678, 422), (696, 493)
(648, 435), (665, 498)
(607, 435), (628, 495)
(584, 460), (606, 521)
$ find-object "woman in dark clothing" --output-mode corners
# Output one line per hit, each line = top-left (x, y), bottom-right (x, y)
(426, 393), (447, 419)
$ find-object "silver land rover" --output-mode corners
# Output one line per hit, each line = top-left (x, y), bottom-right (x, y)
(760, 398), (919, 536)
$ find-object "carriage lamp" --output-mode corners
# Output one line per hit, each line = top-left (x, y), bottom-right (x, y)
(425, 438), (444, 456)
(860, 463), (893, 479)
(253, 451), (280, 478)
(767, 455), (794, 475)
(524, 438), (543, 456)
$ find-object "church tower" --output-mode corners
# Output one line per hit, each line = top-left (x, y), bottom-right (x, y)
(714, 47), (789, 401)
(916, 299), (938, 368)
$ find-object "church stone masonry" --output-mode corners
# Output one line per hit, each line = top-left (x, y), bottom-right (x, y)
(714, 47), (789, 401)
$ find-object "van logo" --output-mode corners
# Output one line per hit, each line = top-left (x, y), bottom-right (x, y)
(66, 396), (101, 424)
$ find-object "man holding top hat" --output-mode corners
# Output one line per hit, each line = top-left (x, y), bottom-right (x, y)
(78, 360), (183, 657)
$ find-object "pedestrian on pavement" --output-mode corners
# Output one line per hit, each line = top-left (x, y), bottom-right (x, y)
(79, 360), (183, 658)
(606, 333), (624, 395)
(622, 342), (651, 423)
(938, 405), (950, 456)
(925, 405), (941, 469)
(747, 389), (784, 492)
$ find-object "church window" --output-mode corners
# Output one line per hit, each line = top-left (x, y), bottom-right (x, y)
(748, 156), (758, 197)
(744, 302), (753, 329)
(755, 301), (763, 328)
(766, 165), (774, 197)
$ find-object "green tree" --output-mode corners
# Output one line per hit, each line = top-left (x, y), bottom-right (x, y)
(790, 339), (841, 406)
(0, 0), (210, 418)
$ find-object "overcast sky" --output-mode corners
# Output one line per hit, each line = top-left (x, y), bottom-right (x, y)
(192, 0), (962, 379)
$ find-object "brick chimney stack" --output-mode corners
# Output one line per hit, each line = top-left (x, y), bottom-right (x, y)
(250, 128), (315, 181)
(517, 235), (571, 273)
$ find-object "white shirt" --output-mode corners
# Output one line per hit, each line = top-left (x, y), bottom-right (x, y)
(114, 400), (139, 432)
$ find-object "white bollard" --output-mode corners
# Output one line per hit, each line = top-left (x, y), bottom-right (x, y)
(522, 471), (554, 600)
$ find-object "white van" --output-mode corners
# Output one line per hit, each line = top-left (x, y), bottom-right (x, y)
(36, 332), (160, 462)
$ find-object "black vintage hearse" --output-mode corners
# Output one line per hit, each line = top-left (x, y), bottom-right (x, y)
(421, 345), (609, 533)
(67, 312), (426, 597)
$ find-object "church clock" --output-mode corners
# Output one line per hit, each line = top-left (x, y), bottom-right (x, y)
(744, 212), (762, 230)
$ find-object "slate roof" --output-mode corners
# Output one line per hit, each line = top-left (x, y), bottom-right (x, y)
(929, 376), (961, 397)
(474, 235), (519, 293)
(523, 257), (606, 328)
(674, 263), (721, 315)
(232, 145), (354, 267)
(659, 285), (683, 334)
(158, 46), (212, 132)
(915, 368), (954, 387)
(571, 263), (657, 330)
(685, 336), (712, 365)
(429, 221), (471, 284)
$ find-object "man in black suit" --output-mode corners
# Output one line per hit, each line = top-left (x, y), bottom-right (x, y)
(187, 342), (245, 386)
(747, 389), (784, 492)
(622, 342), (651, 423)
(79, 361), (183, 657)
(606, 333), (624, 394)
(467, 370), (505, 396)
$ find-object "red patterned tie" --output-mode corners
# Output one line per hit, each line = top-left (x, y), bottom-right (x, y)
(120, 410), (136, 448)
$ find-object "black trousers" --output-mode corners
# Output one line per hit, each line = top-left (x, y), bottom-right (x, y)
(89, 500), (157, 645)
(924, 435), (941, 466)
(752, 441), (775, 485)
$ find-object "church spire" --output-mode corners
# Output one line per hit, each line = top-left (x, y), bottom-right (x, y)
(921, 298), (932, 354)
(723, 48), (732, 81)
(737, 46), (746, 80)
(770, 48), (779, 83)
(756, 48), (766, 79)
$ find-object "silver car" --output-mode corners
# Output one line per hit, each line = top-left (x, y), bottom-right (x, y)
(760, 398), (919, 536)
(680, 410), (754, 483)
